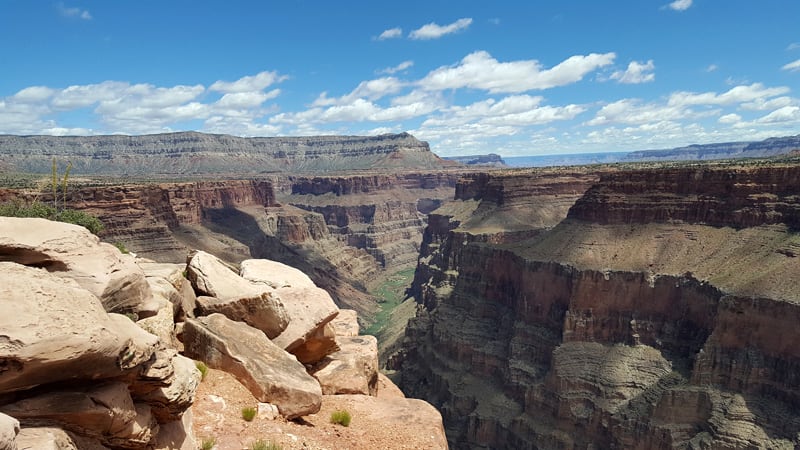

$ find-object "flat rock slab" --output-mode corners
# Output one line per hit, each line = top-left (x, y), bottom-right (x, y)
(311, 336), (379, 396)
(0, 413), (19, 450)
(0, 217), (152, 315)
(272, 286), (340, 363)
(330, 309), (360, 337)
(182, 314), (321, 419)
(0, 262), (158, 393)
(240, 258), (316, 289)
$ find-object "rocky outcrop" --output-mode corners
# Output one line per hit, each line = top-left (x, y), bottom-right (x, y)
(0, 131), (453, 175)
(181, 314), (322, 419)
(311, 336), (379, 396)
(0, 219), (197, 449)
(398, 164), (800, 449)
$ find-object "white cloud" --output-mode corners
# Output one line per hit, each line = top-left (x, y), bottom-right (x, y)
(666, 0), (692, 11)
(782, 59), (800, 72)
(718, 113), (741, 124)
(419, 50), (615, 93)
(668, 83), (790, 107)
(215, 89), (281, 109)
(13, 86), (56, 102)
(587, 98), (701, 126)
(787, 43), (800, 51)
(706, 64), (718, 72)
(58, 3), (92, 20)
(209, 71), (287, 93)
(377, 27), (403, 40)
(378, 60), (414, 75)
(409, 18), (472, 40)
(756, 106), (800, 124)
(740, 96), (795, 111)
(610, 60), (655, 84)
(312, 77), (405, 107)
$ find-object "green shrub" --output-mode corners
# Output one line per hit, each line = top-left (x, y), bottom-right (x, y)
(195, 361), (208, 381)
(199, 436), (216, 450)
(113, 241), (129, 254)
(55, 208), (104, 235)
(330, 409), (352, 427)
(249, 439), (282, 450)
(242, 406), (257, 422)
(0, 201), (104, 235)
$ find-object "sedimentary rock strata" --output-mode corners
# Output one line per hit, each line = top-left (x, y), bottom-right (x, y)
(398, 164), (800, 449)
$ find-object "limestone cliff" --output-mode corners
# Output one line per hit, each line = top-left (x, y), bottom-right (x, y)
(397, 163), (800, 449)
(0, 131), (454, 174)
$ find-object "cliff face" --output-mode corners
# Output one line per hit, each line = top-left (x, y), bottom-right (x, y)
(398, 164), (800, 449)
(0, 131), (454, 175)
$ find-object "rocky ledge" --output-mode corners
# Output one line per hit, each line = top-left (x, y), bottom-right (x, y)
(397, 163), (800, 449)
(0, 217), (446, 449)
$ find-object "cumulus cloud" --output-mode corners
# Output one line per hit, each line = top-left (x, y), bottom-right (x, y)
(666, 0), (692, 11)
(718, 113), (741, 124)
(58, 3), (92, 20)
(209, 71), (287, 93)
(756, 106), (800, 123)
(782, 59), (800, 72)
(378, 60), (414, 75)
(419, 51), (615, 93)
(668, 83), (790, 107)
(706, 64), (719, 72)
(312, 77), (405, 107)
(377, 27), (403, 40)
(409, 18), (472, 40)
(610, 60), (655, 84)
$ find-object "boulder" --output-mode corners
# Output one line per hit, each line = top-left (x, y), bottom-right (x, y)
(0, 413), (19, 450)
(330, 309), (360, 337)
(240, 258), (316, 289)
(152, 408), (196, 450)
(0, 217), (153, 315)
(311, 336), (379, 396)
(14, 427), (108, 450)
(136, 294), (179, 349)
(130, 351), (199, 423)
(186, 251), (260, 298)
(182, 314), (322, 419)
(0, 382), (157, 448)
(272, 286), (340, 363)
(376, 372), (406, 399)
(139, 263), (196, 320)
(195, 292), (287, 340)
(0, 262), (158, 393)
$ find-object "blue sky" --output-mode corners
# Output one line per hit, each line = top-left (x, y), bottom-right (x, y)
(2, 1), (799, 156)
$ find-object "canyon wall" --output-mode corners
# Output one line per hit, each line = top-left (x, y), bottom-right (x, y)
(397, 164), (800, 449)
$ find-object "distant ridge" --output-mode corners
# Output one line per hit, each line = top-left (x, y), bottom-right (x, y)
(0, 131), (456, 175)
(444, 153), (507, 167)
(623, 134), (800, 162)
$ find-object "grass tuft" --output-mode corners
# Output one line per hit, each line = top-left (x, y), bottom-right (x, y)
(199, 436), (216, 450)
(242, 406), (257, 422)
(330, 409), (352, 427)
(195, 361), (208, 381)
(249, 439), (282, 450)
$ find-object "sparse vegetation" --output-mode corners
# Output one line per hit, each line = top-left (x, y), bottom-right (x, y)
(330, 409), (352, 427)
(249, 439), (282, 450)
(113, 242), (130, 254)
(0, 200), (104, 235)
(242, 406), (257, 422)
(199, 436), (216, 450)
(195, 361), (208, 381)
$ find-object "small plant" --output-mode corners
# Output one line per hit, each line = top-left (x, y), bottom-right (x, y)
(241, 406), (257, 422)
(199, 436), (216, 450)
(330, 409), (352, 427)
(249, 439), (282, 450)
(113, 242), (130, 254)
(195, 361), (208, 381)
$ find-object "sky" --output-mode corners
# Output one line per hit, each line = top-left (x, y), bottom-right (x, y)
(1, 1), (800, 157)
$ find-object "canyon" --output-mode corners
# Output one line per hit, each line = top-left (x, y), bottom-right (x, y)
(395, 161), (800, 449)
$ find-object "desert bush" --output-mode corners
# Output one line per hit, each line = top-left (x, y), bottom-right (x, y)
(199, 436), (216, 450)
(113, 242), (129, 254)
(330, 409), (352, 427)
(195, 361), (208, 381)
(0, 201), (104, 235)
(242, 406), (257, 422)
(249, 439), (282, 450)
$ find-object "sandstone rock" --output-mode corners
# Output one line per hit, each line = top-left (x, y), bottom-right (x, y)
(0, 413), (19, 450)
(0, 382), (156, 448)
(0, 262), (158, 392)
(257, 403), (279, 420)
(14, 427), (108, 450)
(271, 286), (340, 363)
(137, 261), (186, 289)
(195, 292), (287, 340)
(186, 250), (256, 298)
(0, 217), (153, 315)
(152, 407), (196, 450)
(182, 314), (322, 419)
(376, 372), (405, 399)
(330, 309), (360, 337)
(136, 295), (179, 349)
(311, 336), (379, 396)
(131, 351), (199, 424)
(240, 258), (316, 289)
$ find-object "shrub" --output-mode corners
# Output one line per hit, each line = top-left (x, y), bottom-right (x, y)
(249, 439), (282, 450)
(330, 409), (352, 427)
(199, 436), (216, 450)
(242, 406), (257, 422)
(0, 201), (104, 235)
(113, 241), (129, 254)
(195, 361), (208, 381)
